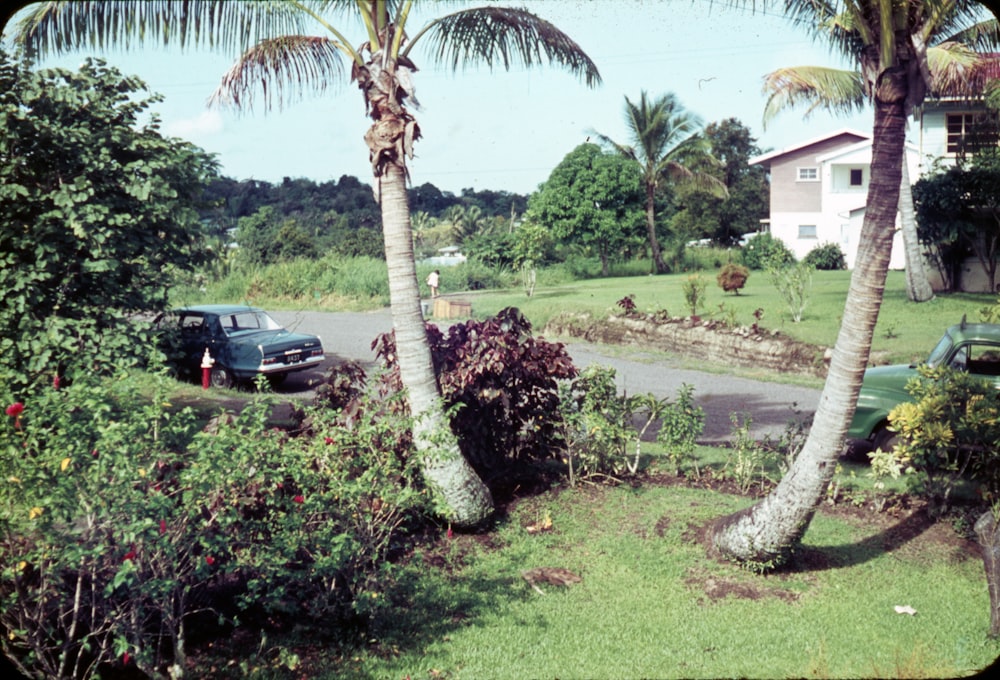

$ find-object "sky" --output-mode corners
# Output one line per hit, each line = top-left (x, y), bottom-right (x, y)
(3, 0), (877, 196)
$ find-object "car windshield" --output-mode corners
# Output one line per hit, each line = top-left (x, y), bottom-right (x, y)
(926, 334), (954, 368)
(218, 311), (283, 336)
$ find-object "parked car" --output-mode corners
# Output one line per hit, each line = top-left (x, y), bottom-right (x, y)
(163, 305), (325, 388)
(847, 318), (1000, 453)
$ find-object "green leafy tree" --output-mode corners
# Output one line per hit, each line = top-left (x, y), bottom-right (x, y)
(529, 143), (644, 276)
(713, 0), (998, 570)
(12, 0), (599, 528)
(0, 50), (218, 392)
(594, 91), (727, 273)
(671, 118), (769, 246)
(913, 152), (1000, 291)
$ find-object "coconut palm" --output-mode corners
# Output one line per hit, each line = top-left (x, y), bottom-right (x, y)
(593, 91), (727, 274)
(759, 29), (996, 303)
(712, 0), (998, 568)
(12, 0), (600, 527)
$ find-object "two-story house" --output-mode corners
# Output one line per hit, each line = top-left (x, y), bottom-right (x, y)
(749, 128), (919, 269)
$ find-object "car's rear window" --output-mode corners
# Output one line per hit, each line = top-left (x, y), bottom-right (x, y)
(219, 311), (282, 335)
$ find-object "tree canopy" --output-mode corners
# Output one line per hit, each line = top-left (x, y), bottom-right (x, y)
(0, 50), (218, 391)
(528, 143), (644, 276)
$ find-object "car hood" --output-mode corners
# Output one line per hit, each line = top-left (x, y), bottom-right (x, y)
(860, 363), (919, 396)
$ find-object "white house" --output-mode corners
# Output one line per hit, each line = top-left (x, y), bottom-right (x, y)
(749, 128), (920, 270)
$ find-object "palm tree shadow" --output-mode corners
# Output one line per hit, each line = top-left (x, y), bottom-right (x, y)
(786, 508), (940, 572)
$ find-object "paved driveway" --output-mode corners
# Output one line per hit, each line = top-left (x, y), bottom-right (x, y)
(269, 309), (822, 444)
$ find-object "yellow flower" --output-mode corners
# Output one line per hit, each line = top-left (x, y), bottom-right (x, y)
(60, 457), (71, 472)
(29, 507), (43, 520)
(138, 468), (146, 478)
(8, 476), (20, 484)
(17, 561), (26, 570)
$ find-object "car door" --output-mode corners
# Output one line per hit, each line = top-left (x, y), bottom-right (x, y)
(964, 343), (1000, 390)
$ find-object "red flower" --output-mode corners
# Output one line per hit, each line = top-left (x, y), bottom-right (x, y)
(159, 519), (167, 535)
(446, 525), (454, 540)
(123, 651), (130, 666)
(5, 402), (24, 418)
(205, 555), (215, 566)
(324, 436), (334, 445)
(122, 549), (137, 562)
(52, 374), (61, 390)
(293, 495), (305, 504)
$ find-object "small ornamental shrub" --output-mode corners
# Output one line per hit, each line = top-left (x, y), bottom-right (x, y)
(803, 242), (847, 270)
(716, 263), (750, 295)
(740, 232), (795, 270)
(616, 294), (638, 315)
(682, 274), (708, 317)
(769, 262), (814, 323)
(558, 365), (634, 483)
(374, 307), (578, 481)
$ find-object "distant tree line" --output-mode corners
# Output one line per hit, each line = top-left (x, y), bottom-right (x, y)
(199, 175), (529, 267)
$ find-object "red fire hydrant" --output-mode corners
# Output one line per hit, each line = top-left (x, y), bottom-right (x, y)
(200, 348), (215, 390)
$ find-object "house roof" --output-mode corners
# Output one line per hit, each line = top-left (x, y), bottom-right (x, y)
(815, 138), (919, 164)
(749, 128), (871, 166)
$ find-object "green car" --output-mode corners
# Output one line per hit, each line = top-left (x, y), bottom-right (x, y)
(166, 304), (325, 388)
(847, 319), (1000, 451)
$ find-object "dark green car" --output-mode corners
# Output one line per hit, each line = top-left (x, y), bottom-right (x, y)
(848, 319), (1000, 451)
(167, 305), (325, 388)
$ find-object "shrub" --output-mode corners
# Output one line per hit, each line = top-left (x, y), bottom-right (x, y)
(0, 370), (429, 678)
(682, 274), (708, 317)
(740, 232), (795, 270)
(803, 242), (847, 270)
(558, 366), (635, 483)
(716, 263), (750, 295)
(374, 307), (578, 482)
(769, 262), (814, 323)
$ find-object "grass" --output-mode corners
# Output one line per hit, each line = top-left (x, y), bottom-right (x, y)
(444, 269), (997, 367)
(195, 475), (999, 679)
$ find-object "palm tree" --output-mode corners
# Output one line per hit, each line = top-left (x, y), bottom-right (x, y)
(760, 37), (994, 303)
(594, 91), (727, 274)
(12, 0), (600, 527)
(712, 0), (998, 568)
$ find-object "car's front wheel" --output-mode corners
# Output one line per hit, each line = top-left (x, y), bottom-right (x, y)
(872, 425), (901, 453)
(210, 367), (234, 389)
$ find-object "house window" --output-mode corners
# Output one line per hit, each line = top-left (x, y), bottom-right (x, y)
(797, 167), (819, 181)
(946, 112), (999, 155)
(850, 168), (863, 186)
(798, 225), (817, 239)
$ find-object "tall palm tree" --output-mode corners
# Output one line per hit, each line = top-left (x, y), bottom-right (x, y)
(12, 0), (600, 528)
(760, 35), (994, 302)
(712, 0), (998, 568)
(594, 91), (727, 274)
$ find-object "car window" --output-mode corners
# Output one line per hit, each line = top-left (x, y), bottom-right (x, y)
(967, 345), (1000, 378)
(949, 345), (968, 370)
(926, 334), (953, 367)
(220, 311), (282, 335)
(179, 315), (205, 334)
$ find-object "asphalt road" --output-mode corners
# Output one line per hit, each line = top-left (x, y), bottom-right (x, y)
(268, 309), (822, 444)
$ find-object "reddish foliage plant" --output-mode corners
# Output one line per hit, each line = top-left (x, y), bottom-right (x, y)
(374, 307), (578, 477)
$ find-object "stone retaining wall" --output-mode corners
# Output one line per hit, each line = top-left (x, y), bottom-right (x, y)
(544, 312), (830, 378)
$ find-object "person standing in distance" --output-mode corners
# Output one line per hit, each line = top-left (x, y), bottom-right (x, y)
(427, 269), (440, 298)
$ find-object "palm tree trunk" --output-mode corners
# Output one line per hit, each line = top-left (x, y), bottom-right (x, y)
(899, 160), (935, 302)
(379, 161), (494, 527)
(645, 183), (666, 273)
(974, 509), (1000, 638)
(711, 73), (906, 568)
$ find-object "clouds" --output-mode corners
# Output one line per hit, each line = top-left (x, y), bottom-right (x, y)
(163, 109), (224, 141)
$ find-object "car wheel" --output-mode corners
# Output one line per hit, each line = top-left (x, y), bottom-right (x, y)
(872, 425), (900, 453)
(210, 367), (234, 389)
(266, 373), (287, 388)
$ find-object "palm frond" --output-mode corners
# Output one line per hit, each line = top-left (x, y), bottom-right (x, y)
(762, 64), (865, 126)
(209, 34), (347, 112)
(928, 43), (1000, 98)
(407, 6), (600, 87)
(13, 0), (309, 58)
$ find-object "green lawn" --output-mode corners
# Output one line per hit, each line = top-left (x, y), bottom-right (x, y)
(449, 270), (997, 367)
(199, 476), (998, 679)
